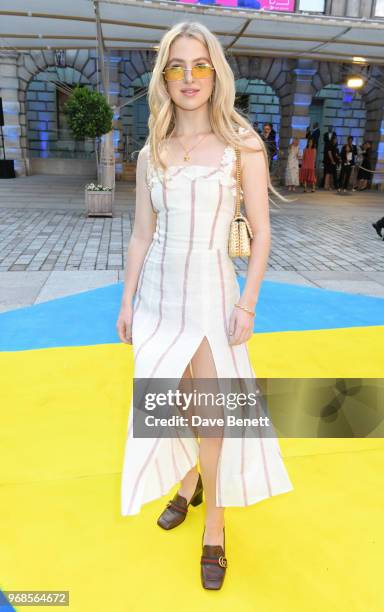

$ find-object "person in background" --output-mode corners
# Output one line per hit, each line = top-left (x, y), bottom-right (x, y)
(269, 123), (276, 140)
(323, 125), (337, 147)
(285, 136), (300, 192)
(299, 137), (317, 192)
(350, 140), (362, 191)
(311, 122), (320, 150)
(357, 141), (373, 191)
(323, 134), (340, 190)
(321, 126), (337, 187)
(261, 122), (277, 170)
(338, 136), (358, 193)
(372, 216), (384, 240)
(252, 120), (261, 134)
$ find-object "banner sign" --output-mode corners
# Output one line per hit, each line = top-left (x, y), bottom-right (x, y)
(175, 0), (296, 12)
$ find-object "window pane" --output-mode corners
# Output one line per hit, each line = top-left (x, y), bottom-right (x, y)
(298, 0), (325, 11)
(375, 0), (384, 17)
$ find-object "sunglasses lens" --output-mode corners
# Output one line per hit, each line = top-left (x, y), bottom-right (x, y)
(164, 65), (213, 80)
(164, 67), (183, 81)
(192, 65), (212, 78)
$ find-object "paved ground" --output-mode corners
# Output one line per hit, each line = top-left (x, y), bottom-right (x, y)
(0, 174), (383, 312)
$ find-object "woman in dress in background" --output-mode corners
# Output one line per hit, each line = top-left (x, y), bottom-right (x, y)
(299, 137), (317, 193)
(357, 140), (372, 191)
(285, 137), (300, 192)
(116, 20), (294, 591)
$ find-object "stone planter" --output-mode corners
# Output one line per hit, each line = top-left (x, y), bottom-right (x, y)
(85, 188), (114, 217)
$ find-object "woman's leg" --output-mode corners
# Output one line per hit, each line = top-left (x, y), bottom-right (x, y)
(332, 165), (338, 189)
(344, 166), (352, 190)
(351, 166), (358, 189)
(177, 361), (201, 502)
(191, 337), (225, 548)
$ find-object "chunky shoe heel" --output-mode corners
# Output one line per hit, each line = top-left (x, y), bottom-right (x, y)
(190, 489), (203, 506)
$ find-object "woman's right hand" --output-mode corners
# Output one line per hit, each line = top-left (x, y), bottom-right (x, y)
(116, 303), (133, 345)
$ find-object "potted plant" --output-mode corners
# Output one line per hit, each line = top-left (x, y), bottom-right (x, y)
(84, 182), (114, 217)
(64, 85), (114, 216)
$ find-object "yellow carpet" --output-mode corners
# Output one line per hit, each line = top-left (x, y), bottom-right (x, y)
(1, 326), (383, 611)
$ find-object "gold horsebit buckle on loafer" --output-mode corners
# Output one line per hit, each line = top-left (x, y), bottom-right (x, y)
(201, 555), (228, 568)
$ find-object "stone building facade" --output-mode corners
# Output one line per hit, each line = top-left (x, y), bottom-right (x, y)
(1, 47), (383, 184)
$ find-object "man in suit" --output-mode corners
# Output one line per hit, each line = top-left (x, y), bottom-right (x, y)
(261, 122), (277, 170)
(324, 125), (337, 146)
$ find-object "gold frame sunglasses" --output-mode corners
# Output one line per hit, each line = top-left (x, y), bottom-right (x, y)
(162, 63), (215, 81)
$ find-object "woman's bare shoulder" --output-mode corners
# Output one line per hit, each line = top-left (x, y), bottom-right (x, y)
(238, 127), (264, 153)
(136, 145), (153, 180)
(138, 143), (150, 162)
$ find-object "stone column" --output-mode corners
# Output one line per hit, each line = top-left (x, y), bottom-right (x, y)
(362, 66), (384, 189)
(289, 60), (316, 151)
(0, 52), (27, 176)
(107, 52), (122, 177)
(365, 99), (383, 183)
(370, 112), (384, 190)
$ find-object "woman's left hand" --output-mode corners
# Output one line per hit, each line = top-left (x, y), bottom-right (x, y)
(228, 306), (255, 346)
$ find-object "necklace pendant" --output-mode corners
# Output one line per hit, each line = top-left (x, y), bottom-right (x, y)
(184, 154), (190, 161)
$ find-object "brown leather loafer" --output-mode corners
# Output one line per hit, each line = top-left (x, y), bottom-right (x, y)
(157, 473), (203, 530)
(200, 527), (227, 590)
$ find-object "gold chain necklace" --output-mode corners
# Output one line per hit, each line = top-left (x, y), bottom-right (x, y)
(176, 131), (212, 162)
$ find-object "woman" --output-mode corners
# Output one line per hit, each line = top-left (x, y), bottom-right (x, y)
(338, 136), (357, 193)
(357, 141), (372, 191)
(285, 137), (300, 191)
(323, 134), (340, 190)
(116, 21), (294, 591)
(299, 137), (317, 192)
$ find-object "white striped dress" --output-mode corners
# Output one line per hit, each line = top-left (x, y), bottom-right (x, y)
(121, 136), (294, 516)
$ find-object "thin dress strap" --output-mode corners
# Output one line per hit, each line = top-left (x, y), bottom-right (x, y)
(219, 145), (236, 171)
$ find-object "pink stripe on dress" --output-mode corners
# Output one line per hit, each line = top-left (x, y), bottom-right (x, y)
(126, 178), (196, 513)
(216, 248), (248, 505)
(216, 249), (241, 377)
(134, 181), (169, 364)
(147, 177), (196, 378)
(209, 182), (223, 250)
(254, 395), (273, 497)
(125, 178), (172, 512)
(126, 437), (162, 514)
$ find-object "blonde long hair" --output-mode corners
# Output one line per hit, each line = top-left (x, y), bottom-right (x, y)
(146, 20), (287, 201)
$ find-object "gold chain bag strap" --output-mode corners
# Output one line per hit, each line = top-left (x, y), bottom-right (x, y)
(228, 146), (254, 258)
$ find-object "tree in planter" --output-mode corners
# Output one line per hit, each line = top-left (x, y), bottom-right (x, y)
(64, 84), (114, 183)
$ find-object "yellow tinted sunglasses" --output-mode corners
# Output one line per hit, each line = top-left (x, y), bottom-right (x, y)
(162, 63), (215, 81)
